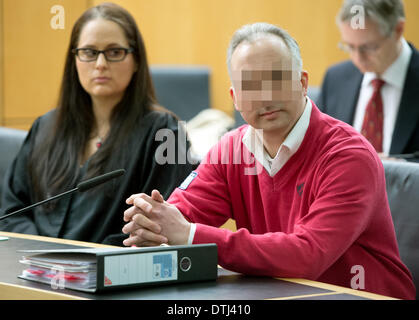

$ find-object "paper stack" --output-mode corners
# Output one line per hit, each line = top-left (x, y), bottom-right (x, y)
(19, 251), (97, 290)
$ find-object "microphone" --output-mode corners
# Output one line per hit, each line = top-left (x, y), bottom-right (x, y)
(0, 169), (125, 221)
(77, 169), (125, 191)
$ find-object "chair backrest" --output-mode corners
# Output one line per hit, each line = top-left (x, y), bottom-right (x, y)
(150, 65), (211, 122)
(382, 159), (419, 299)
(308, 86), (320, 106)
(234, 107), (246, 128)
(0, 127), (27, 207)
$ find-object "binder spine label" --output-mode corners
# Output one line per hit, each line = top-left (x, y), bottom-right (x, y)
(104, 251), (178, 287)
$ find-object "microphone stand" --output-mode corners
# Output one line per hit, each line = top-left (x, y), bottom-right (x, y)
(0, 187), (78, 221)
(0, 169), (125, 221)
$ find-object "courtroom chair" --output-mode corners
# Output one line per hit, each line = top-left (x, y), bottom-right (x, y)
(382, 159), (419, 299)
(234, 107), (246, 128)
(0, 127), (27, 207)
(150, 65), (211, 122)
(308, 86), (320, 106)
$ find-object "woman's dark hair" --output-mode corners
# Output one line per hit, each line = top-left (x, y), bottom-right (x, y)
(29, 2), (158, 200)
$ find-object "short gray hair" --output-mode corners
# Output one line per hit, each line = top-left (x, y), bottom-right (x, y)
(226, 22), (303, 78)
(337, 0), (405, 36)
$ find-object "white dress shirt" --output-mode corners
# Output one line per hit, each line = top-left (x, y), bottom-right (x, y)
(352, 38), (412, 155)
(242, 97), (312, 177)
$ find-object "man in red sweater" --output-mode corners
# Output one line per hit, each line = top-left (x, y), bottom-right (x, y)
(122, 23), (415, 299)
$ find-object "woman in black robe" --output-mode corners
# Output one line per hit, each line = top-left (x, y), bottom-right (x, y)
(0, 3), (195, 245)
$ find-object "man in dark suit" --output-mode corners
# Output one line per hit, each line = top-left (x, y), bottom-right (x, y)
(318, 0), (419, 159)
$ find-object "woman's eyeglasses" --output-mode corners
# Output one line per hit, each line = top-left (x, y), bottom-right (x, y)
(72, 47), (134, 62)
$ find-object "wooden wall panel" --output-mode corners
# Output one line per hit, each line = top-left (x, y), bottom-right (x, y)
(0, 0), (4, 125)
(1, 0), (418, 129)
(404, 0), (419, 43)
(92, 0), (419, 118)
(2, 0), (89, 129)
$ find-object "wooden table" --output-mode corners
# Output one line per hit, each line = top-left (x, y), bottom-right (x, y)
(0, 231), (395, 301)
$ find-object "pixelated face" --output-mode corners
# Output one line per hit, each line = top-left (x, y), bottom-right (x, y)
(338, 19), (402, 75)
(230, 36), (307, 136)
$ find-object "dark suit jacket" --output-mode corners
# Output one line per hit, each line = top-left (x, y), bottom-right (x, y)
(318, 43), (419, 157)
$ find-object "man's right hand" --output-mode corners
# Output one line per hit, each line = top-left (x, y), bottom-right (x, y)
(122, 190), (191, 247)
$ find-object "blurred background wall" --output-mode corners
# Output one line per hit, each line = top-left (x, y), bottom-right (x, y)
(0, 0), (418, 130)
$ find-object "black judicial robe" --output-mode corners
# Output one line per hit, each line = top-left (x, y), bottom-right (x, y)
(0, 110), (195, 245)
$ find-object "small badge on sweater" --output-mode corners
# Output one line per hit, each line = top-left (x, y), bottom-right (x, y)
(179, 171), (198, 190)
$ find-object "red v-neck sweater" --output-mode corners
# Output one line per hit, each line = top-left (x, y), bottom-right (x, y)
(169, 105), (416, 299)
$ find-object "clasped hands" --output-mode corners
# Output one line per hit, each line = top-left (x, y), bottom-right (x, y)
(122, 190), (191, 247)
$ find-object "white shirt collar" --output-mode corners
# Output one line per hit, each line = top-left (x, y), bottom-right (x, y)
(362, 38), (412, 89)
(242, 97), (312, 176)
